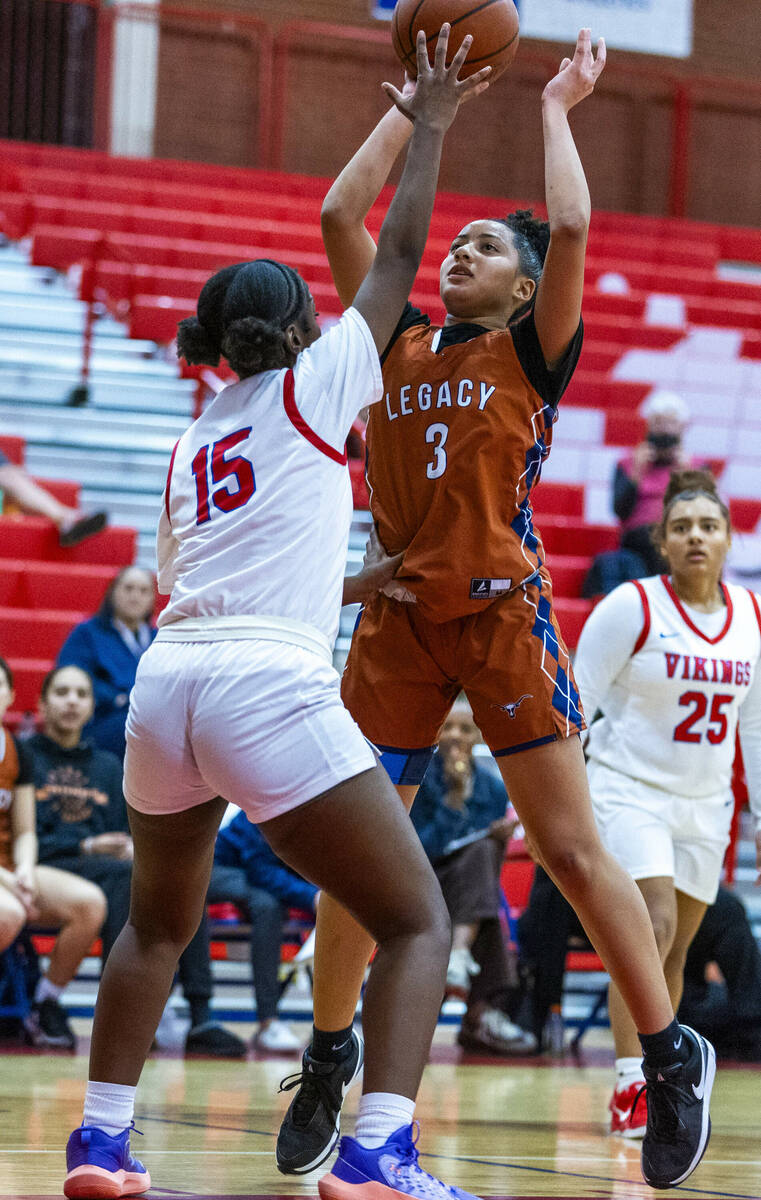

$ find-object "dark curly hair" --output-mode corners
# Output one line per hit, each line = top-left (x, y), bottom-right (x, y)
(176, 260), (312, 377)
(483, 209), (550, 320)
(654, 468), (730, 549)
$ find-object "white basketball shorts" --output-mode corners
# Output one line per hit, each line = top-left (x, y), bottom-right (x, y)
(587, 759), (732, 905)
(124, 638), (377, 823)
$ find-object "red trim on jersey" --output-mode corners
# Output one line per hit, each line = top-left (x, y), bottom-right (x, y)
(630, 579), (651, 655)
(748, 589), (761, 637)
(283, 369), (348, 466)
(164, 439), (180, 522)
(661, 574), (734, 644)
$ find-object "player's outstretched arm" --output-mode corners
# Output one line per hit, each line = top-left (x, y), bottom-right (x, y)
(322, 39), (490, 312)
(534, 28), (606, 367)
(351, 26), (490, 355)
(321, 87), (414, 309)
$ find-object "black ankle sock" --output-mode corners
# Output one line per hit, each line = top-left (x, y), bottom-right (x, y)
(188, 999), (211, 1028)
(639, 1018), (689, 1068)
(311, 1024), (354, 1063)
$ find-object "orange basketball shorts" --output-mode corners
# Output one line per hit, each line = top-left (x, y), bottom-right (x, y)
(341, 569), (586, 785)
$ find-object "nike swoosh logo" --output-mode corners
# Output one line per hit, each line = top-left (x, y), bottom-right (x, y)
(659, 632), (679, 639)
(692, 1074), (707, 1101)
(674, 1036), (683, 1051)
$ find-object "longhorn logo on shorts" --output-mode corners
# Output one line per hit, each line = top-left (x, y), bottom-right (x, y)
(493, 693), (533, 719)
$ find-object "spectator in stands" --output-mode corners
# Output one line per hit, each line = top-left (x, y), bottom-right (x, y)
(516, 875), (761, 1064)
(613, 390), (692, 576)
(57, 566), (156, 761)
(0, 449), (107, 546)
(515, 862), (588, 1050)
(410, 702), (537, 1055)
(209, 810), (319, 1053)
(678, 886), (761, 1062)
(0, 655), (105, 1050)
(26, 664), (245, 1057)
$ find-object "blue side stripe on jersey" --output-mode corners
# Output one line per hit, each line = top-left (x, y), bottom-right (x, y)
(552, 662), (583, 725)
(375, 745), (436, 786)
(531, 590), (560, 663)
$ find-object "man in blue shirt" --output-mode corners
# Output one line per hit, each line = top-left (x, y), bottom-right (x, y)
(411, 702), (536, 1056)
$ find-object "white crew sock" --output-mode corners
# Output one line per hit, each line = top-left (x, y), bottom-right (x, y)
(83, 1081), (137, 1137)
(34, 975), (63, 1004)
(615, 1056), (645, 1091)
(355, 1092), (416, 1148)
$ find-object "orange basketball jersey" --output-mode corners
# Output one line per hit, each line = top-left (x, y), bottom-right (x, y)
(367, 305), (582, 622)
(0, 727), (21, 870)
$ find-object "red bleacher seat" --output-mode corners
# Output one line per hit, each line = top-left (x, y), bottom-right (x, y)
(531, 483), (584, 519)
(545, 555), (589, 598)
(22, 561), (115, 611)
(0, 516), (135, 565)
(0, 608), (85, 659)
(729, 498), (761, 534)
(0, 436), (25, 465)
(552, 598), (594, 649)
(604, 410), (647, 447)
(540, 517), (619, 559)
(6, 659), (49, 712)
(563, 376), (650, 411)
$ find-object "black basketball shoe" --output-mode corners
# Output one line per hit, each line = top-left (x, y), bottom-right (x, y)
(276, 1029), (363, 1174)
(640, 1024), (715, 1189)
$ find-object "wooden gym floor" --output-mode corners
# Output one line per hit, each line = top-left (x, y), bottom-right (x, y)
(2, 1023), (760, 1200)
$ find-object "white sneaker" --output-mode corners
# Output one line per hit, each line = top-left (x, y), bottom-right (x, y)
(480, 1008), (538, 1051)
(293, 928), (316, 964)
(255, 1019), (302, 1053)
(446, 947), (481, 996)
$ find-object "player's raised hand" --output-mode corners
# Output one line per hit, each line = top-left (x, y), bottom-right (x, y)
(542, 28), (606, 112)
(382, 25), (491, 131)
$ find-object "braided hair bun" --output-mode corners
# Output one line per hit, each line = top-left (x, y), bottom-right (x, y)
(662, 468), (720, 510)
(176, 315), (223, 366)
(221, 316), (289, 378)
(176, 259), (311, 376)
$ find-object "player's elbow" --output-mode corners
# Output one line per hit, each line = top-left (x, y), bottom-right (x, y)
(321, 197), (356, 237)
(549, 212), (589, 242)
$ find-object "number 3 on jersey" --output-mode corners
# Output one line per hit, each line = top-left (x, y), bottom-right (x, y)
(191, 428), (256, 525)
(426, 422), (448, 480)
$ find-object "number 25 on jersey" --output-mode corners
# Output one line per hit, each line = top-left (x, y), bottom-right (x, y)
(191, 428), (256, 525)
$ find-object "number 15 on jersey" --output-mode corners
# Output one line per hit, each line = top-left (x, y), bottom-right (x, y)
(191, 427), (256, 525)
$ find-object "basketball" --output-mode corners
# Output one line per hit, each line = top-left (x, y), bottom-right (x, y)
(392, 0), (519, 83)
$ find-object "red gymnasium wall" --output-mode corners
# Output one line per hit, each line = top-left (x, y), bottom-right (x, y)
(152, 0), (761, 224)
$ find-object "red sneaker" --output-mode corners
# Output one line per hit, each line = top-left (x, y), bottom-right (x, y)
(609, 1080), (647, 1138)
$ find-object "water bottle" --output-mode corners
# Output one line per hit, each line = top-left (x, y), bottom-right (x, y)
(543, 1004), (565, 1055)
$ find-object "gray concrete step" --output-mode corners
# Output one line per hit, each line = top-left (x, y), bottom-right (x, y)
(0, 377), (193, 414)
(0, 401), (187, 448)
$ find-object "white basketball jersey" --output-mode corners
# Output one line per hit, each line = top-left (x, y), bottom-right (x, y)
(156, 307), (382, 648)
(583, 575), (761, 798)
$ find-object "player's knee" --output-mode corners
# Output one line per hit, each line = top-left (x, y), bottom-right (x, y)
(542, 843), (597, 895)
(130, 899), (200, 951)
(413, 882), (452, 956)
(648, 907), (677, 957)
(74, 885), (107, 932)
(0, 901), (26, 949)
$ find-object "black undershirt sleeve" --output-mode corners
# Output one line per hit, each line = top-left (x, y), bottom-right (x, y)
(613, 461), (638, 520)
(509, 305), (583, 410)
(14, 735), (33, 786)
(380, 302), (431, 364)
